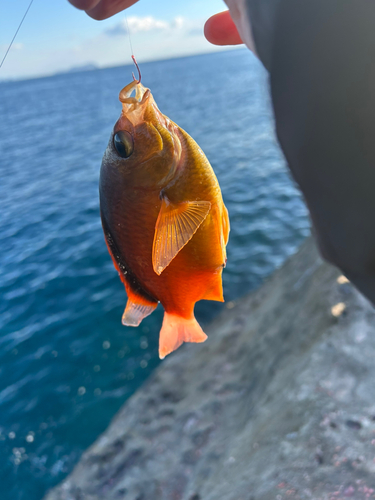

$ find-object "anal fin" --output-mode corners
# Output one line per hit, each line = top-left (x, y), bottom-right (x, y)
(122, 282), (158, 327)
(122, 300), (157, 327)
(101, 216), (158, 328)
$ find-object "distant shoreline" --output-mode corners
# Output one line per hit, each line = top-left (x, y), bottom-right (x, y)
(0, 46), (244, 85)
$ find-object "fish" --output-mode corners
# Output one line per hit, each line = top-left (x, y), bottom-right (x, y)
(99, 78), (229, 359)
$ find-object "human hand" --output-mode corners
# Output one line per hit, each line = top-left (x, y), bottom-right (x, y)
(68, 0), (257, 55)
(68, 0), (139, 20)
(204, 0), (257, 54)
(69, 0), (257, 57)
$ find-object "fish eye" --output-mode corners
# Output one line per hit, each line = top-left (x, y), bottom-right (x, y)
(113, 131), (134, 159)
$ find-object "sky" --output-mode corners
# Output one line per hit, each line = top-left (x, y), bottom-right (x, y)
(0, 0), (233, 80)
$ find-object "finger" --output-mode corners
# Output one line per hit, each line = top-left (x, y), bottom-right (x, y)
(204, 11), (243, 46)
(68, 0), (101, 10)
(85, 0), (139, 20)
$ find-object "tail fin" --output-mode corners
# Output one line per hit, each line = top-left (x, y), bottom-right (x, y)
(159, 312), (207, 359)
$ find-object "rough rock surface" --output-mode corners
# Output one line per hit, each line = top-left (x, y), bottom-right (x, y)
(45, 239), (375, 500)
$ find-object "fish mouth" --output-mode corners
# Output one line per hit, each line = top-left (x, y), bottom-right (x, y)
(119, 81), (150, 114)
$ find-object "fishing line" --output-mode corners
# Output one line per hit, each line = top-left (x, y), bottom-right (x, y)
(0, 0), (35, 70)
(124, 15), (134, 57)
(124, 15), (141, 84)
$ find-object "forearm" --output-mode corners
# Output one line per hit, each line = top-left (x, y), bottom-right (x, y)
(251, 0), (375, 302)
(244, 0), (280, 71)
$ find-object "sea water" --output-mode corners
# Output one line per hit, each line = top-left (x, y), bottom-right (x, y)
(0, 49), (309, 499)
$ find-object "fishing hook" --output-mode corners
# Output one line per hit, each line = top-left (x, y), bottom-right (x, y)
(131, 55), (141, 84)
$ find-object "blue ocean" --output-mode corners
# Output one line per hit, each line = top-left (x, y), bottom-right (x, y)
(0, 49), (309, 499)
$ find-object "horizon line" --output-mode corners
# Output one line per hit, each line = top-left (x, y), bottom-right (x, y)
(0, 46), (245, 84)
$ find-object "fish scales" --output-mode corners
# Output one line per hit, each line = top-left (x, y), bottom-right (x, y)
(100, 79), (229, 359)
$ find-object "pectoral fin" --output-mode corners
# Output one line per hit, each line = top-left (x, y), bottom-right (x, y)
(152, 197), (211, 275)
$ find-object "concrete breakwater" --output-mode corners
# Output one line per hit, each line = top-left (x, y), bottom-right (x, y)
(45, 238), (375, 500)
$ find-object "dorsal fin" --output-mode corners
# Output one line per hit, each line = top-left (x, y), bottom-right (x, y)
(152, 196), (211, 275)
(201, 271), (224, 302)
(222, 204), (230, 247)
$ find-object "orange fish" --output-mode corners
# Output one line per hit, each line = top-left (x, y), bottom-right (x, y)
(100, 79), (229, 359)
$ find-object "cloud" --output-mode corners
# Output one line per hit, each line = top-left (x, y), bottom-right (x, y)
(107, 16), (171, 36)
(0, 42), (24, 52)
(106, 15), (186, 36)
(172, 16), (185, 30)
(0, 14), (236, 81)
